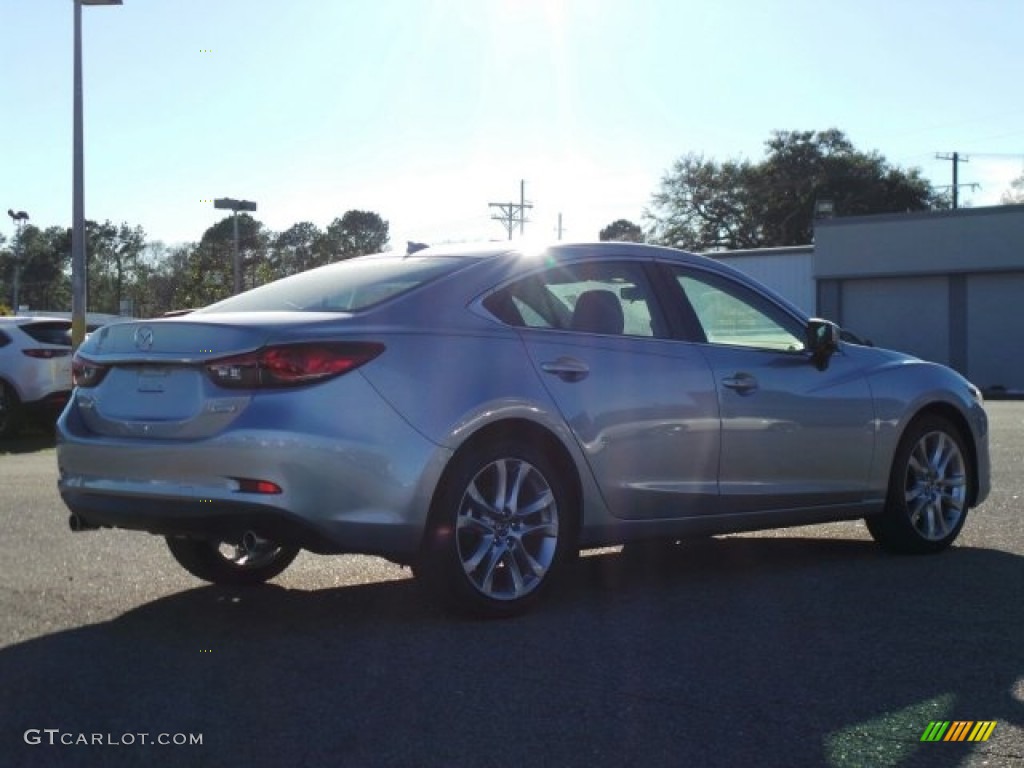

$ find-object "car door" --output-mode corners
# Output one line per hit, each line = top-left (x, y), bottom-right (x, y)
(664, 264), (875, 513)
(482, 258), (720, 520)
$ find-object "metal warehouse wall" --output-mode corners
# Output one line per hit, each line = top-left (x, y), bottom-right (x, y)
(814, 204), (1024, 393)
(966, 272), (1024, 391)
(707, 246), (816, 315)
(839, 276), (950, 364)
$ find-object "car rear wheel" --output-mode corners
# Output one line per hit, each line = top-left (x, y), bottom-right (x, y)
(0, 381), (23, 439)
(416, 440), (573, 618)
(165, 534), (300, 586)
(866, 415), (971, 554)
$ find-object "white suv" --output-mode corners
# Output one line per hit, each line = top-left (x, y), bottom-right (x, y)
(0, 317), (74, 438)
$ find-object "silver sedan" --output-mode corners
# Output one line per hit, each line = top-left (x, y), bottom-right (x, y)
(56, 242), (991, 617)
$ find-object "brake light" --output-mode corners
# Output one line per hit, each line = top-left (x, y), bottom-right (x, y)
(23, 349), (71, 359)
(234, 478), (283, 495)
(72, 353), (110, 388)
(205, 342), (384, 389)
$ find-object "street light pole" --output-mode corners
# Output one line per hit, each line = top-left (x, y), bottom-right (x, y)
(71, 0), (85, 347)
(6, 210), (29, 312)
(213, 198), (257, 294)
(71, 0), (122, 351)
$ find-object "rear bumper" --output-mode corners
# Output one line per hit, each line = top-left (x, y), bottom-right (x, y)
(60, 489), (420, 556)
(56, 382), (452, 559)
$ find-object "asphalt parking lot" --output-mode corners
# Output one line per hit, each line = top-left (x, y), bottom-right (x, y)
(0, 403), (1021, 768)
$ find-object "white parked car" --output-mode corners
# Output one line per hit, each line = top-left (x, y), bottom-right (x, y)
(0, 317), (75, 437)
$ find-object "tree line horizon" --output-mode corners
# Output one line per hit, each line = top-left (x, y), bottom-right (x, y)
(4, 129), (1023, 318)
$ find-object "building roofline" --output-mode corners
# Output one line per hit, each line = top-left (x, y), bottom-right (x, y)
(814, 202), (1024, 228)
(702, 244), (814, 258)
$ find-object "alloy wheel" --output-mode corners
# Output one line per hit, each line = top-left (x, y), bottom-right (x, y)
(903, 429), (967, 541)
(455, 457), (560, 601)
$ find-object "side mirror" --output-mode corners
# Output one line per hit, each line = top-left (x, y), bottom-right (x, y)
(805, 318), (840, 371)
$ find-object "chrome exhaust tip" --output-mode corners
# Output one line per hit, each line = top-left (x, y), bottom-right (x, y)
(68, 514), (99, 532)
(241, 530), (265, 552)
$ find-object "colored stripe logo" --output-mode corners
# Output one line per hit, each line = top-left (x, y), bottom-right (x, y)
(921, 721), (997, 742)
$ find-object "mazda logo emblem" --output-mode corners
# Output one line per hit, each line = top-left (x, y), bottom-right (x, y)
(133, 326), (155, 351)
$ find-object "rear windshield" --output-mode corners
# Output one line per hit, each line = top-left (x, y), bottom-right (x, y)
(19, 321), (72, 346)
(196, 255), (468, 313)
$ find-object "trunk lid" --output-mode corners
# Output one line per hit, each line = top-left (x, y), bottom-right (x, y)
(74, 319), (274, 439)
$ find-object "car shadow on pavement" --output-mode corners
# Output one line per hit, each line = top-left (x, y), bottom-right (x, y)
(0, 427), (56, 455)
(1, 536), (1021, 768)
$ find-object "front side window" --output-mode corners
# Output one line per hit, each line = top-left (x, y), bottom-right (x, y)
(484, 261), (661, 338)
(674, 269), (805, 352)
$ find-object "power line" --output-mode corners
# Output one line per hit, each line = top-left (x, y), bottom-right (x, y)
(935, 152), (980, 208)
(488, 180), (532, 240)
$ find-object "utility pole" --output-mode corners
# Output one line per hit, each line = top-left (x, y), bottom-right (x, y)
(556, 212), (565, 240)
(519, 179), (527, 235)
(6, 210), (29, 311)
(936, 152), (972, 208)
(489, 179), (533, 240)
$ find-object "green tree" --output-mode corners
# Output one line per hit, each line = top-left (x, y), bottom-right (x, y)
(127, 241), (193, 317)
(323, 210), (389, 259)
(646, 155), (762, 250)
(0, 224), (72, 311)
(271, 221), (327, 279)
(0, 232), (6, 304)
(647, 129), (945, 251)
(1002, 172), (1024, 204)
(599, 219), (646, 243)
(0, 231), (12, 308)
(85, 221), (147, 315)
(27, 226), (72, 311)
(185, 214), (270, 306)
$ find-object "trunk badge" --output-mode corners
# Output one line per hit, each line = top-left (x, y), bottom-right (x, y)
(134, 326), (155, 351)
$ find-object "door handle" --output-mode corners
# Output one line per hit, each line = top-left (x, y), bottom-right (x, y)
(722, 373), (758, 394)
(540, 357), (590, 382)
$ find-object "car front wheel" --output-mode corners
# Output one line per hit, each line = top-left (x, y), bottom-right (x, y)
(165, 534), (300, 586)
(416, 441), (573, 618)
(866, 415), (972, 554)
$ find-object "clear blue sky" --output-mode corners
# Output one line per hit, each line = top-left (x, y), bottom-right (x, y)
(2, 0), (1022, 249)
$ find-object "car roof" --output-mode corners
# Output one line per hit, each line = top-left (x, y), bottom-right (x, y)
(418, 239), (726, 262)
(0, 316), (70, 326)
(411, 239), (708, 265)
(413, 239), (756, 280)
(409, 240), (809, 321)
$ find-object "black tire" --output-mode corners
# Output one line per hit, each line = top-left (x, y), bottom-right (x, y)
(165, 535), (300, 586)
(416, 439), (575, 618)
(866, 415), (972, 554)
(0, 381), (23, 439)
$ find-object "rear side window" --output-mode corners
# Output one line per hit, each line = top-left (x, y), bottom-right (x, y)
(19, 322), (72, 347)
(0, 330), (10, 348)
(483, 261), (663, 338)
(196, 255), (469, 313)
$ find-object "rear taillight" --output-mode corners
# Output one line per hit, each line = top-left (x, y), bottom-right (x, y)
(234, 478), (283, 495)
(72, 354), (110, 388)
(205, 342), (384, 389)
(23, 349), (71, 359)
